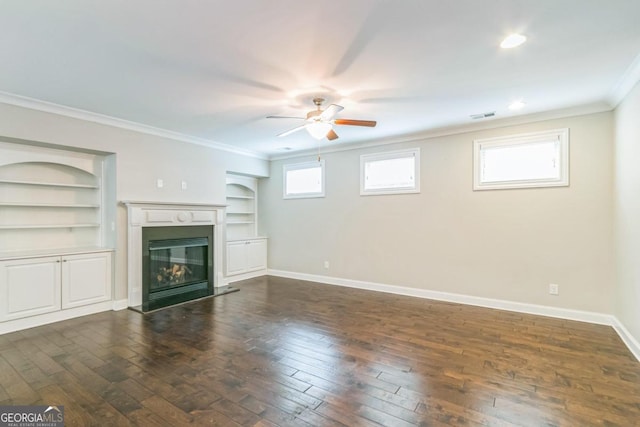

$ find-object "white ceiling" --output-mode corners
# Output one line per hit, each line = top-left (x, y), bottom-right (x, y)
(1, 1), (639, 158)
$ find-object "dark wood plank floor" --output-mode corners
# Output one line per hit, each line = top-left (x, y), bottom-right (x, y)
(1, 276), (639, 426)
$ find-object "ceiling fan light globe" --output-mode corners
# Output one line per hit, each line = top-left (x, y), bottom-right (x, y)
(500, 33), (527, 49)
(306, 122), (332, 139)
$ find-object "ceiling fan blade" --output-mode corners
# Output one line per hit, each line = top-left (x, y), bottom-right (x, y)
(277, 125), (307, 137)
(333, 119), (377, 127)
(319, 104), (344, 121)
(267, 115), (305, 119)
(326, 129), (339, 141)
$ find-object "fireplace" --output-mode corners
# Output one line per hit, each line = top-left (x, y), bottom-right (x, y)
(123, 201), (229, 311)
(142, 225), (213, 311)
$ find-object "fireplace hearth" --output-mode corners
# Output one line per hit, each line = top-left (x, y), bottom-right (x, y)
(142, 225), (213, 311)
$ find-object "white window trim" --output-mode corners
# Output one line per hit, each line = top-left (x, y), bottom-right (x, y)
(283, 159), (325, 199)
(360, 148), (421, 196)
(473, 128), (569, 191)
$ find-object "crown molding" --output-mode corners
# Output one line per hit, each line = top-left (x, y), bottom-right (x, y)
(0, 91), (267, 160)
(269, 101), (612, 161)
(607, 51), (640, 108)
(0, 89), (617, 164)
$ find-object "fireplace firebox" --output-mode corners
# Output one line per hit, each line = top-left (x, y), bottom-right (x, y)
(142, 225), (213, 311)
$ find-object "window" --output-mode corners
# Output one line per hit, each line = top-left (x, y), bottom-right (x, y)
(473, 128), (569, 190)
(360, 148), (420, 195)
(283, 160), (325, 199)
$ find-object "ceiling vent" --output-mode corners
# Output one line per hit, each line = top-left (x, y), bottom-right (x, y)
(470, 111), (496, 120)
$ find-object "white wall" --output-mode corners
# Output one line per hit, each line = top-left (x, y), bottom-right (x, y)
(0, 102), (269, 301)
(0, 99), (625, 323)
(261, 112), (614, 313)
(614, 81), (640, 344)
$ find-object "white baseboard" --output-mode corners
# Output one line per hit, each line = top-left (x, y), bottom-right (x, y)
(267, 269), (640, 362)
(222, 269), (268, 286)
(611, 318), (640, 362)
(111, 299), (129, 311)
(268, 269), (614, 325)
(0, 300), (114, 335)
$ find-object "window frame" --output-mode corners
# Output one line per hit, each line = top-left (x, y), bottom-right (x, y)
(473, 128), (569, 191)
(282, 159), (325, 199)
(360, 148), (421, 196)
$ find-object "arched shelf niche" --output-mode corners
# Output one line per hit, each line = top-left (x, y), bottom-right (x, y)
(0, 159), (104, 254)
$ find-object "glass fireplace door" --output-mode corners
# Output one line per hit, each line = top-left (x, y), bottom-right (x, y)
(141, 225), (214, 311)
(148, 237), (208, 292)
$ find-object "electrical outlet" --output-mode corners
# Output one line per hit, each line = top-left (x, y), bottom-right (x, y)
(156, 178), (164, 188)
(324, 261), (330, 269)
(549, 283), (559, 295)
(181, 180), (187, 190)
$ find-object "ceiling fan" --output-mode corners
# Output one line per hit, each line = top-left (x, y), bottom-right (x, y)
(267, 97), (376, 141)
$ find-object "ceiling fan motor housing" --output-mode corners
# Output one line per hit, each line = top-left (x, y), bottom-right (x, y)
(312, 97), (325, 107)
(307, 97), (326, 120)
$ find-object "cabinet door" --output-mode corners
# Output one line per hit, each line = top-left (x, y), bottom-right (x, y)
(226, 241), (248, 276)
(246, 239), (267, 272)
(0, 257), (61, 321)
(61, 252), (112, 309)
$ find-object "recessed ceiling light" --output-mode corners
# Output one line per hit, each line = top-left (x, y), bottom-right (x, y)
(508, 100), (526, 110)
(500, 33), (527, 49)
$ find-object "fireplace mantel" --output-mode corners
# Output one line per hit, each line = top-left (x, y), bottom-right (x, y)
(122, 201), (226, 307)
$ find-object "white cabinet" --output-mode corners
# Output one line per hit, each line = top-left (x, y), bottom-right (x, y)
(0, 256), (61, 321)
(62, 252), (112, 309)
(246, 238), (267, 271)
(0, 251), (112, 322)
(227, 241), (249, 276)
(226, 238), (267, 276)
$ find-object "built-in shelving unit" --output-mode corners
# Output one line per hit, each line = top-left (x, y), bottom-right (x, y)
(225, 176), (258, 240)
(0, 202), (100, 207)
(0, 138), (117, 333)
(0, 224), (101, 230)
(224, 174), (267, 279)
(0, 179), (99, 188)
(0, 162), (105, 253)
